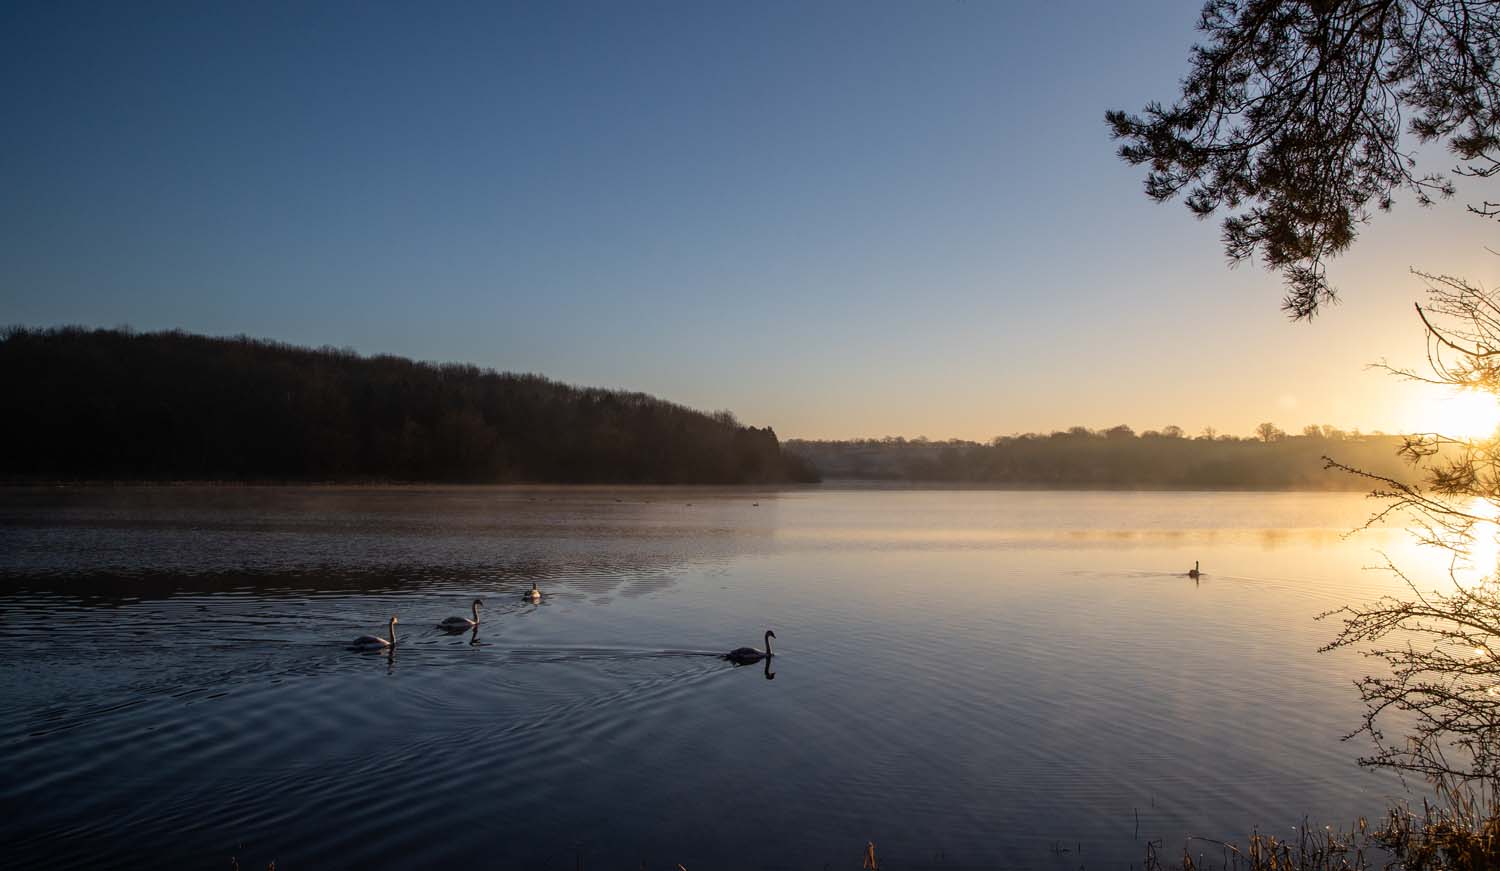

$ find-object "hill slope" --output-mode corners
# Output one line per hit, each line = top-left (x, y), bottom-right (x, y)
(0, 326), (817, 485)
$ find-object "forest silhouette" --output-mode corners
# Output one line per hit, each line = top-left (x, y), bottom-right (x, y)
(0, 326), (817, 485)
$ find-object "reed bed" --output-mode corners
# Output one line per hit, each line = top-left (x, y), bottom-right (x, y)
(1146, 818), (1375, 871)
(1374, 791), (1500, 871)
(1146, 792), (1500, 871)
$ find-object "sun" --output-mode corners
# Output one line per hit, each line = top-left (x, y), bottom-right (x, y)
(1427, 388), (1500, 440)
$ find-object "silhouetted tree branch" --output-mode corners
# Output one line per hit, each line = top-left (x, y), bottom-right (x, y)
(1109, 0), (1500, 318)
(1321, 280), (1500, 792)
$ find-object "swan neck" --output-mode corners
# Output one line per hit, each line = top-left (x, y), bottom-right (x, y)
(765, 632), (773, 656)
(388, 619), (397, 646)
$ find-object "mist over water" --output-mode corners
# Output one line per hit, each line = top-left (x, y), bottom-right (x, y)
(0, 486), (1426, 869)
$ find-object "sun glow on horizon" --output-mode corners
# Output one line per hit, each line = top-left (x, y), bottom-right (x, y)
(1413, 388), (1500, 440)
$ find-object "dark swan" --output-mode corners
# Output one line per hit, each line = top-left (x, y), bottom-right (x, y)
(725, 629), (775, 664)
(1188, 560), (1201, 579)
(353, 616), (398, 650)
(439, 598), (483, 631)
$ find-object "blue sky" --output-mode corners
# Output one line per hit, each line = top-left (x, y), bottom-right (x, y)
(4, 1), (1496, 439)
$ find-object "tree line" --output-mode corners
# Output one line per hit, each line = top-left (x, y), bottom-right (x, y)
(786, 424), (1423, 489)
(0, 326), (818, 485)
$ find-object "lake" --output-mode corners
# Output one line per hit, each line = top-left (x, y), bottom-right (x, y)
(0, 486), (1442, 869)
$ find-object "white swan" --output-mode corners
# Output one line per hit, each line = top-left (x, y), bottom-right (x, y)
(725, 629), (775, 664)
(353, 616), (398, 650)
(439, 599), (482, 631)
(524, 582), (541, 602)
(1188, 560), (1201, 579)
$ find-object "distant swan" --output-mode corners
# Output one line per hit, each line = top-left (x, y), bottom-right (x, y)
(439, 599), (482, 631)
(525, 582), (541, 602)
(1188, 560), (1201, 579)
(353, 616), (398, 650)
(725, 629), (775, 664)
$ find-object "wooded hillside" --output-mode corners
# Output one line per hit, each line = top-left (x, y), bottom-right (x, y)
(0, 327), (818, 484)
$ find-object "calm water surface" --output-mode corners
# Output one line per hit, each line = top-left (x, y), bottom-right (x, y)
(0, 487), (1436, 868)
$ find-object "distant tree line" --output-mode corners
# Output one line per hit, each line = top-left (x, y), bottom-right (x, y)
(786, 424), (1423, 490)
(0, 326), (818, 484)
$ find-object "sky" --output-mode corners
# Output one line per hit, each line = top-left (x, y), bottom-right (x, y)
(4, 0), (1499, 441)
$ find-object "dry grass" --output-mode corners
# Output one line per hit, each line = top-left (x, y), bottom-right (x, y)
(1375, 790), (1500, 871)
(1145, 788), (1500, 871)
(1145, 818), (1376, 871)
